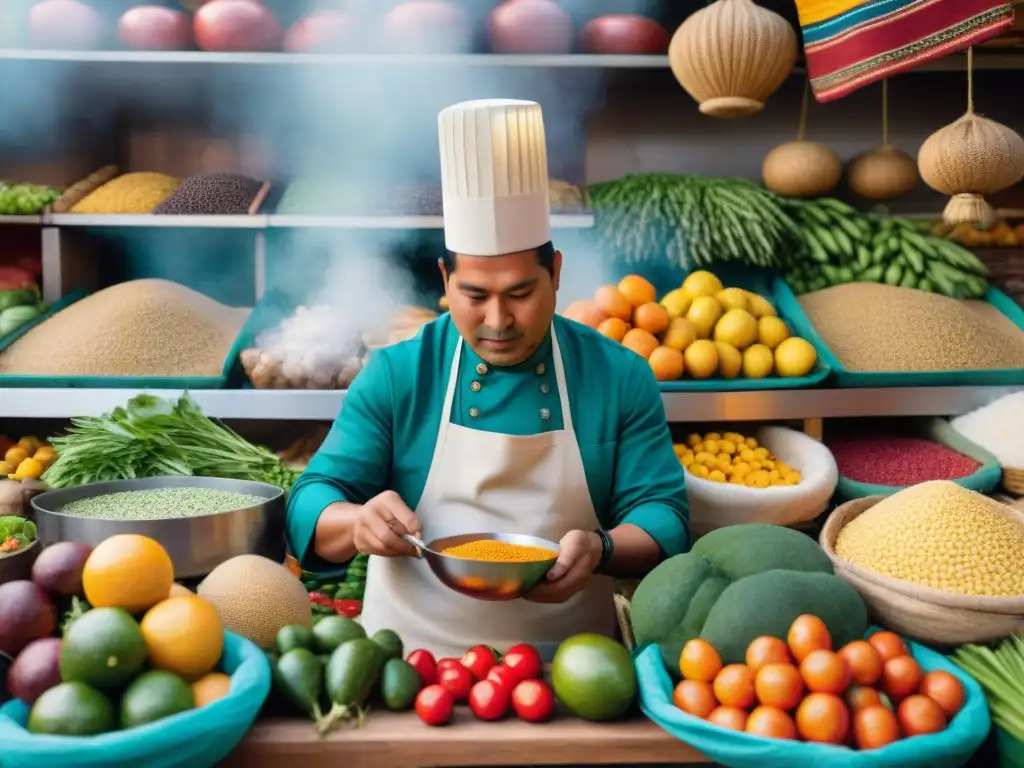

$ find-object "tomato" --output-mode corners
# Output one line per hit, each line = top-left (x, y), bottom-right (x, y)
(707, 705), (748, 731)
(462, 645), (498, 681)
(438, 662), (474, 703)
(787, 615), (832, 663)
(838, 640), (883, 686)
(897, 694), (947, 736)
(193, 0), (282, 52)
(511, 679), (555, 723)
(406, 649), (438, 686)
(468, 679), (510, 721)
(919, 670), (966, 718)
(795, 693), (850, 744)
(486, 664), (520, 690)
(745, 636), (791, 673)
(502, 643), (542, 683)
(881, 655), (922, 701)
(867, 631), (908, 663)
(854, 704), (900, 750)
(799, 650), (851, 695)
(436, 657), (466, 675)
(753, 663), (804, 710)
(746, 705), (797, 740)
(332, 599), (360, 618)
(415, 684), (454, 726)
(679, 638), (722, 683)
(118, 6), (193, 51)
(712, 664), (756, 709)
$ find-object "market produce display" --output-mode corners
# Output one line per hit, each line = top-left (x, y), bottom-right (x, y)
(834, 481), (1024, 597)
(0, 285), (47, 341)
(676, 430), (802, 487)
(827, 434), (981, 486)
(673, 619), (964, 747)
(304, 556), (366, 619)
(0, 516), (36, 555)
(951, 392), (1024, 476)
(586, 174), (799, 268)
(152, 172), (265, 215)
(0, 182), (61, 216)
(954, 636), (1024, 744)
(563, 271), (817, 382)
(42, 393), (299, 490)
(0, 279), (248, 378)
(0, 434), (58, 482)
(630, 524), (868, 669)
(932, 218), (1024, 248)
(796, 283), (1024, 373)
(69, 172), (180, 214)
(783, 198), (990, 298)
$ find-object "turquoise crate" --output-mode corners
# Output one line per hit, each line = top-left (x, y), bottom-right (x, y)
(604, 264), (831, 392)
(226, 290), (294, 388)
(776, 278), (1024, 387)
(0, 288), (246, 389)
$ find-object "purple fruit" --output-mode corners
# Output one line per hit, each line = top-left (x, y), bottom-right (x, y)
(7, 637), (61, 704)
(0, 581), (57, 657)
(31, 541), (93, 596)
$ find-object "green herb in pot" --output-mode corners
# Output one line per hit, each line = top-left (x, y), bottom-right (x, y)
(0, 516), (37, 554)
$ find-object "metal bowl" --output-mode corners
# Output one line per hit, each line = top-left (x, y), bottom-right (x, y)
(411, 532), (559, 601)
(31, 476), (286, 579)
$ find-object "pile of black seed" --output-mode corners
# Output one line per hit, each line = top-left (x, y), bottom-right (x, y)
(153, 172), (263, 215)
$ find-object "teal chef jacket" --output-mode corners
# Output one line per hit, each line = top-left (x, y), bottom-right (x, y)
(286, 313), (691, 572)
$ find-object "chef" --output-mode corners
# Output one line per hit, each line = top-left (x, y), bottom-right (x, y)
(286, 99), (690, 659)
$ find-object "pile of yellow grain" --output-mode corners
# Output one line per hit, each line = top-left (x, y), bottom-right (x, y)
(0, 279), (249, 377)
(835, 480), (1024, 597)
(71, 172), (180, 214)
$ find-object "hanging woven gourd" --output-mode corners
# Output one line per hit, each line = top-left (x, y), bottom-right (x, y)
(762, 78), (841, 198)
(668, 0), (797, 118)
(847, 80), (919, 200)
(918, 47), (1024, 228)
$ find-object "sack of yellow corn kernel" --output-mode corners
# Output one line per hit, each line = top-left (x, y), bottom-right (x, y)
(679, 426), (838, 537)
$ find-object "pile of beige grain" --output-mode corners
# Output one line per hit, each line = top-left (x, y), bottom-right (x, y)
(797, 283), (1024, 372)
(0, 279), (250, 377)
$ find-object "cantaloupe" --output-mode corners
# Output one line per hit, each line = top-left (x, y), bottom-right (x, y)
(197, 554), (312, 649)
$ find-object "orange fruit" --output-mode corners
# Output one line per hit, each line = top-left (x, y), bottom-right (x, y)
(838, 640), (883, 687)
(633, 302), (670, 335)
(672, 679), (717, 719)
(799, 650), (851, 695)
(594, 285), (633, 321)
(713, 664), (756, 709)
(881, 655), (922, 701)
(754, 663), (804, 710)
(617, 274), (656, 307)
(140, 595), (224, 681)
(795, 692), (850, 744)
(621, 328), (659, 359)
(854, 704), (900, 750)
(746, 636), (792, 672)
(844, 685), (883, 713)
(596, 316), (630, 342)
(169, 583), (193, 598)
(919, 670), (966, 718)
(82, 534), (175, 614)
(867, 631), (908, 663)
(897, 694), (947, 737)
(787, 614), (832, 663)
(679, 638), (722, 683)
(746, 706), (797, 740)
(191, 672), (232, 707)
(648, 345), (684, 381)
(708, 705), (748, 731)
(563, 299), (606, 329)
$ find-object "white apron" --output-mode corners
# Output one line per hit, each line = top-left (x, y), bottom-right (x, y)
(359, 325), (617, 661)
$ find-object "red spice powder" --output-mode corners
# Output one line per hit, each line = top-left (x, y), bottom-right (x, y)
(827, 436), (981, 486)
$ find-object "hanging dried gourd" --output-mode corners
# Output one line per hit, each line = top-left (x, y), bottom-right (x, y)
(762, 78), (841, 198)
(847, 80), (919, 200)
(918, 47), (1024, 228)
(668, 0), (797, 118)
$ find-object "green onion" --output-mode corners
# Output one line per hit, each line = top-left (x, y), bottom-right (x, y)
(953, 636), (1024, 741)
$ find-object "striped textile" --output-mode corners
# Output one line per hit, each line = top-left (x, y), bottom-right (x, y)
(796, 0), (1015, 102)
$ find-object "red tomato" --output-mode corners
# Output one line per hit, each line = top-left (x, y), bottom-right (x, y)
(437, 657), (465, 674)
(487, 665), (520, 690)
(406, 649), (438, 686)
(503, 643), (542, 683)
(511, 679), (555, 723)
(118, 6), (193, 51)
(462, 645), (499, 680)
(193, 0), (282, 52)
(283, 11), (357, 53)
(415, 684), (454, 726)
(438, 663), (474, 703)
(468, 679), (510, 721)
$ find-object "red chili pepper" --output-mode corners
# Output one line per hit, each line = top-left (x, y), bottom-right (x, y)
(333, 599), (361, 617)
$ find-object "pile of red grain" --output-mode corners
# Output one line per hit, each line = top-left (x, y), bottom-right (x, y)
(827, 435), (981, 486)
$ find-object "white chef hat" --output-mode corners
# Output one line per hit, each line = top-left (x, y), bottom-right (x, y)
(438, 99), (551, 257)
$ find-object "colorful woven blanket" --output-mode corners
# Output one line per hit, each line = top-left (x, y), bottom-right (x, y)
(796, 0), (1015, 102)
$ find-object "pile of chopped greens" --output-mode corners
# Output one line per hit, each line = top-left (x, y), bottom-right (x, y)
(0, 516), (37, 554)
(43, 394), (301, 491)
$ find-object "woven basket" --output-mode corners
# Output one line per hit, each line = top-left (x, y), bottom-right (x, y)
(1003, 466), (1024, 495)
(819, 496), (1024, 646)
(0, 539), (38, 586)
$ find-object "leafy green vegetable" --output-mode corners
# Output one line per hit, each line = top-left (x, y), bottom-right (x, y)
(42, 394), (300, 491)
(954, 636), (1024, 741)
(0, 515), (37, 554)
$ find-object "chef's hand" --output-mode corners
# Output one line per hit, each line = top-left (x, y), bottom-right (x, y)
(353, 490), (422, 557)
(523, 529), (602, 604)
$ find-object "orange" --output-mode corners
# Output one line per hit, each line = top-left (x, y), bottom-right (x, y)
(897, 694), (947, 737)
(745, 636), (792, 672)
(617, 274), (656, 307)
(844, 685), (883, 713)
(867, 631), (908, 663)
(597, 317), (630, 342)
(679, 638), (722, 683)
(754, 663), (804, 710)
(594, 285), (633, 321)
(881, 655), (922, 701)
(82, 534), (174, 614)
(837, 640), (883, 687)
(746, 706), (797, 740)
(854, 704), (900, 750)
(796, 693), (850, 744)
(633, 302), (670, 335)
(919, 670), (966, 718)
(787, 614), (832, 663)
(562, 299), (606, 329)
(672, 679), (717, 719)
(191, 672), (232, 708)
(713, 664), (756, 709)
(140, 595), (224, 681)
(648, 346), (684, 381)
(169, 583), (193, 598)
(799, 650), (851, 695)
(621, 328), (659, 359)
(708, 705), (748, 731)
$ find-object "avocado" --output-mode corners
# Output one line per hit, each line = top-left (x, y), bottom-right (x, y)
(60, 607), (147, 689)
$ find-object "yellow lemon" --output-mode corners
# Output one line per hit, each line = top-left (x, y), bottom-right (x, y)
(685, 297), (723, 339)
(683, 339), (719, 379)
(774, 336), (817, 377)
(713, 308), (758, 350)
(757, 316), (791, 350)
(681, 270), (724, 298)
(714, 342), (742, 379)
(662, 317), (698, 351)
(742, 343), (774, 379)
(714, 287), (750, 312)
(660, 288), (692, 320)
(744, 291), (777, 318)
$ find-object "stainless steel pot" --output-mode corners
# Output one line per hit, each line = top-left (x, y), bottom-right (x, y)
(31, 476), (286, 579)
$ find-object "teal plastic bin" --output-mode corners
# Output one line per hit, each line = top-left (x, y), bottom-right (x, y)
(0, 288), (87, 354)
(776, 278), (1024, 387)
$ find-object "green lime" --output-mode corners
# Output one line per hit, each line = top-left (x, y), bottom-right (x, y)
(60, 607), (147, 689)
(120, 670), (194, 729)
(28, 682), (116, 736)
